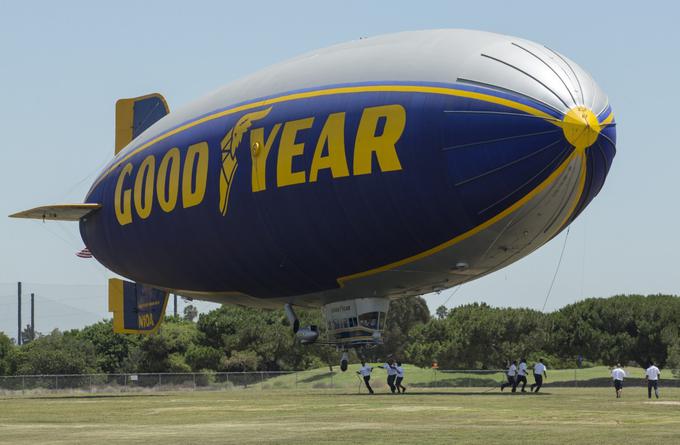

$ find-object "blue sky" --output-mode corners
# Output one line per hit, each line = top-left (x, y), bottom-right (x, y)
(1, 0), (678, 337)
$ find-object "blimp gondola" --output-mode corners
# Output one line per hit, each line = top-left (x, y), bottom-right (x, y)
(11, 29), (616, 366)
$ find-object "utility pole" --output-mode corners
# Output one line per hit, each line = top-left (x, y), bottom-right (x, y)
(173, 293), (177, 318)
(31, 292), (35, 340)
(17, 281), (22, 345)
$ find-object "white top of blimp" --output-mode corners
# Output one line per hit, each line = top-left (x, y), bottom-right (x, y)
(117, 29), (608, 161)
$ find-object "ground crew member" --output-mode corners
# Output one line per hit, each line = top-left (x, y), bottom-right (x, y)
(356, 361), (374, 394)
(500, 360), (517, 391)
(611, 363), (626, 398)
(395, 361), (406, 394)
(530, 359), (547, 393)
(380, 359), (398, 393)
(515, 358), (528, 392)
(645, 361), (661, 399)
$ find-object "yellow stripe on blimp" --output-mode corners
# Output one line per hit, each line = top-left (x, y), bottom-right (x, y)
(337, 105), (612, 286)
(336, 150), (579, 286)
(91, 85), (560, 191)
(556, 153), (588, 232)
(92, 84), (586, 288)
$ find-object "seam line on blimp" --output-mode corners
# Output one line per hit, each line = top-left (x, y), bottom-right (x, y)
(595, 141), (611, 173)
(456, 77), (564, 116)
(480, 53), (570, 110)
(597, 104), (610, 118)
(554, 152), (588, 234)
(597, 131), (616, 150)
(442, 110), (562, 123)
(454, 139), (563, 187)
(510, 42), (578, 108)
(442, 129), (561, 151)
(336, 150), (578, 286)
(475, 144), (571, 215)
(543, 46), (586, 105)
(89, 84), (560, 191)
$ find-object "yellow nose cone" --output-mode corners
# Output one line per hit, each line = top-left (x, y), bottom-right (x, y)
(562, 106), (601, 152)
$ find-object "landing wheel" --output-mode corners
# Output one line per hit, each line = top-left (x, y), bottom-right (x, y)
(340, 351), (349, 372)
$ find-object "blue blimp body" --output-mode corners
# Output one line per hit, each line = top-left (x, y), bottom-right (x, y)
(12, 30), (615, 346)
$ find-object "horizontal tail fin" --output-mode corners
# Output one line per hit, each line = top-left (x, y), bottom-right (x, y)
(9, 203), (101, 221)
(115, 93), (169, 154)
(108, 278), (170, 334)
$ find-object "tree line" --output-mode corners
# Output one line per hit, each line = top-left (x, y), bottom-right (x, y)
(1, 294), (679, 376)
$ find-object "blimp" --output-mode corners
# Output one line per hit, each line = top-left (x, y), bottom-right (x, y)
(11, 29), (615, 366)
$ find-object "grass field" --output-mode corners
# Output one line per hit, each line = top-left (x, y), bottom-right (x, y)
(263, 365), (675, 390)
(1, 386), (679, 444)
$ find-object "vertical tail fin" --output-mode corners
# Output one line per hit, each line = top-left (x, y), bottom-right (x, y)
(108, 278), (170, 334)
(115, 93), (169, 154)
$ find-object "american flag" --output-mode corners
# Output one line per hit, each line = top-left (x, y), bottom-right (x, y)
(76, 247), (93, 258)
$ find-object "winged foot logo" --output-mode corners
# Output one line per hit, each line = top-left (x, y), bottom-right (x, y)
(219, 107), (272, 216)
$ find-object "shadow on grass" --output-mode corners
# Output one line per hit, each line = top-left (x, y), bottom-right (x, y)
(412, 377), (501, 388)
(297, 372), (337, 383)
(2, 393), (172, 401)
(325, 390), (553, 397)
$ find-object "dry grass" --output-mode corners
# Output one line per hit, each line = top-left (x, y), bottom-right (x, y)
(1, 387), (679, 444)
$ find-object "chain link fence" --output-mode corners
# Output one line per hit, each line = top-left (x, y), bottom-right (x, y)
(1, 369), (678, 395)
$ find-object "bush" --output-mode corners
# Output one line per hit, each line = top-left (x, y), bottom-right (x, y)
(185, 345), (222, 371)
(220, 350), (260, 372)
(665, 341), (680, 378)
(9, 330), (97, 375)
(0, 333), (13, 376)
(195, 369), (216, 387)
(166, 353), (192, 373)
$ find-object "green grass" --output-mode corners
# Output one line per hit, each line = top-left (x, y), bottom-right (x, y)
(1, 386), (679, 444)
(263, 365), (670, 390)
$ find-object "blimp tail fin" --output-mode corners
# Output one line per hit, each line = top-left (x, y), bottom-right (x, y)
(108, 278), (170, 334)
(9, 203), (102, 221)
(115, 93), (169, 154)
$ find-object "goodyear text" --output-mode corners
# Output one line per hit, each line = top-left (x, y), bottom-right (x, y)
(113, 103), (406, 225)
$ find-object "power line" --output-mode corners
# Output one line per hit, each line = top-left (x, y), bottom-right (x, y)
(441, 284), (464, 307)
(541, 226), (571, 312)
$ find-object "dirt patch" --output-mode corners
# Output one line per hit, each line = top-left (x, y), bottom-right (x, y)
(368, 405), (463, 412)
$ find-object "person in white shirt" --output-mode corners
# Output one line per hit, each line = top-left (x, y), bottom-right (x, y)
(515, 358), (529, 392)
(395, 361), (406, 394)
(645, 361), (661, 399)
(530, 359), (547, 393)
(501, 360), (517, 391)
(379, 359), (398, 394)
(356, 361), (374, 394)
(611, 363), (626, 398)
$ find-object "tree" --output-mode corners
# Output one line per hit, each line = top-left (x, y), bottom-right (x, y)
(9, 330), (98, 375)
(3, 293), (679, 376)
(134, 319), (199, 372)
(77, 320), (140, 373)
(666, 340), (680, 378)
(196, 306), (326, 371)
(0, 332), (14, 375)
(183, 305), (198, 322)
(550, 295), (680, 367)
(220, 350), (260, 372)
(405, 303), (548, 369)
(21, 324), (38, 343)
(185, 345), (222, 371)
